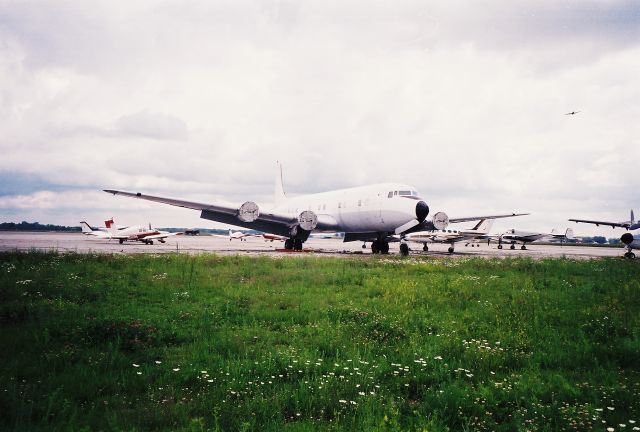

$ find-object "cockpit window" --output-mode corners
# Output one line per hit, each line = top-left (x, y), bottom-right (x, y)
(399, 191), (411, 196)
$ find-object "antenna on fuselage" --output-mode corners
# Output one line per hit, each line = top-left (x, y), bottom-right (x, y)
(274, 161), (287, 206)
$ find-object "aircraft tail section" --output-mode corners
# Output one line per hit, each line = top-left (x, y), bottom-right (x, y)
(104, 218), (117, 235)
(274, 161), (287, 206)
(631, 209), (635, 224)
(472, 219), (494, 233)
(565, 228), (574, 240)
(80, 221), (94, 234)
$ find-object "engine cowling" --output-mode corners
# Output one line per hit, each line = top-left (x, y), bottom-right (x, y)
(237, 201), (260, 222)
(432, 211), (449, 230)
(298, 210), (318, 231)
(621, 232), (634, 245)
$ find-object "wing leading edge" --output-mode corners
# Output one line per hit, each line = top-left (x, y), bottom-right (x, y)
(449, 213), (529, 224)
(568, 218), (630, 229)
(103, 189), (317, 238)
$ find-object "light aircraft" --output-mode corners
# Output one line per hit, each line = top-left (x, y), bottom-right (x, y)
(400, 219), (498, 255)
(261, 232), (288, 242)
(228, 229), (256, 241)
(569, 210), (639, 258)
(81, 219), (180, 245)
(493, 228), (574, 250)
(104, 163), (526, 254)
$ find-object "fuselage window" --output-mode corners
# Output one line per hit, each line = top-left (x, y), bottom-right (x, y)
(388, 191), (393, 198)
(358, 200), (361, 206)
(394, 191), (398, 196)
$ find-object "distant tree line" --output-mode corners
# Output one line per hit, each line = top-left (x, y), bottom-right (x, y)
(0, 221), (81, 232)
(579, 236), (621, 245)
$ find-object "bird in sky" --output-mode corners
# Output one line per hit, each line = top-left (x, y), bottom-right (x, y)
(565, 111), (580, 115)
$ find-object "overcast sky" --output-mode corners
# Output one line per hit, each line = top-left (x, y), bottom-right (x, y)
(1, 0), (639, 235)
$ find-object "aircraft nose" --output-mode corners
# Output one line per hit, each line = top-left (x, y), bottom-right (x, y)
(416, 201), (430, 223)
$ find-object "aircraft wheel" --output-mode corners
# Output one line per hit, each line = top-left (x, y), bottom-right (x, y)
(362, 243), (367, 249)
(510, 245), (516, 250)
(380, 241), (390, 254)
(294, 239), (303, 250)
(149, 240), (154, 245)
(370, 241), (378, 254)
(423, 244), (428, 252)
(399, 243), (409, 256)
(624, 252), (636, 259)
(521, 245), (526, 250)
(448, 246), (454, 253)
(497, 244), (502, 250)
(284, 239), (294, 250)
(119, 239), (124, 244)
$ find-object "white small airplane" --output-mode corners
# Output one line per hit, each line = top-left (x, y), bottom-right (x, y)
(400, 219), (498, 255)
(493, 228), (574, 250)
(81, 219), (180, 245)
(261, 232), (288, 242)
(104, 163), (527, 254)
(570, 210), (639, 258)
(228, 229), (258, 241)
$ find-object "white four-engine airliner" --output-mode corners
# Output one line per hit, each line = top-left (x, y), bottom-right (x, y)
(104, 164), (525, 254)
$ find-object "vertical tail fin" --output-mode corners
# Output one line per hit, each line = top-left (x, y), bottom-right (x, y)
(565, 228), (574, 240)
(104, 218), (117, 235)
(631, 209), (635, 224)
(274, 161), (287, 206)
(80, 221), (94, 234)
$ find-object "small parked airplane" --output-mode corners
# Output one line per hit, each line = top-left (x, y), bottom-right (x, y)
(569, 210), (639, 258)
(400, 219), (498, 255)
(494, 228), (574, 250)
(81, 219), (180, 244)
(228, 229), (258, 241)
(105, 163), (526, 254)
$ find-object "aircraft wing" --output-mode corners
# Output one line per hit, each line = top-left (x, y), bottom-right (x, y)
(103, 190), (316, 238)
(449, 213), (529, 224)
(568, 218), (630, 229)
(144, 232), (181, 240)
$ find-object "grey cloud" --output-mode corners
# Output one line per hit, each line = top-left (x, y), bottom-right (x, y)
(115, 110), (188, 141)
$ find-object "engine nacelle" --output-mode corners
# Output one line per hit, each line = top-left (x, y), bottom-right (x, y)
(237, 201), (260, 222)
(621, 232), (634, 245)
(432, 211), (449, 230)
(298, 210), (318, 231)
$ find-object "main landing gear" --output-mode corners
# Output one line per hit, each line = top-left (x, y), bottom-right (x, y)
(624, 251), (636, 259)
(423, 244), (429, 252)
(370, 239), (390, 254)
(520, 245), (527, 250)
(448, 246), (455, 253)
(284, 238), (304, 251)
(399, 243), (410, 256)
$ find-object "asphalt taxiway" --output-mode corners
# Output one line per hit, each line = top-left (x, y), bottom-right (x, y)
(0, 232), (627, 259)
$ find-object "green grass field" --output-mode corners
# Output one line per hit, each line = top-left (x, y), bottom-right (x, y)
(1, 252), (639, 431)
